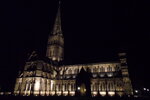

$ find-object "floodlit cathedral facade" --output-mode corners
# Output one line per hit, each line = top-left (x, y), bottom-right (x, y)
(14, 2), (133, 97)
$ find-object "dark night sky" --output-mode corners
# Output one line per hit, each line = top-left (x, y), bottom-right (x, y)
(0, 0), (150, 91)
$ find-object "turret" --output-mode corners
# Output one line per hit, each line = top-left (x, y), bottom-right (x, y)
(118, 53), (133, 95)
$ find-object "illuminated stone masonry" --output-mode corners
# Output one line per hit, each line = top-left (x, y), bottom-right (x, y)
(14, 1), (133, 97)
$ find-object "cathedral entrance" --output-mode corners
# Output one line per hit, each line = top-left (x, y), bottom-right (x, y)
(76, 67), (92, 97)
(80, 83), (86, 96)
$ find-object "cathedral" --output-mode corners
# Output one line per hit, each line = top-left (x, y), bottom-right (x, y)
(13, 2), (133, 97)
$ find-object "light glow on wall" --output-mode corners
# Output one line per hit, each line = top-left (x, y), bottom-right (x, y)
(93, 74), (97, 77)
(34, 80), (40, 91)
(100, 74), (105, 77)
(70, 91), (75, 96)
(100, 92), (106, 96)
(56, 91), (61, 96)
(50, 80), (54, 91)
(108, 92), (115, 96)
(92, 91), (97, 96)
(107, 73), (113, 77)
(63, 91), (68, 96)
(50, 91), (55, 96)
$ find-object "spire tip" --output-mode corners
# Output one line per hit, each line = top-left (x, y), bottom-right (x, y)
(59, 0), (61, 5)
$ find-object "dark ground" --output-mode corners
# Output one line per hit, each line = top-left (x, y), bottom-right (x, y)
(0, 0), (150, 93)
(0, 96), (150, 100)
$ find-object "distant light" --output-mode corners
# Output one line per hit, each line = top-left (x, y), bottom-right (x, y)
(147, 89), (149, 91)
(0, 92), (4, 95)
(135, 90), (138, 93)
(143, 88), (146, 90)
(77, 87), (80, 90)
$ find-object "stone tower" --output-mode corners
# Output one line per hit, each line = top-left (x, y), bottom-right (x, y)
(118, 53), (133, 95)
(46, 2), (64, 63)
(14, 51), (53, 96)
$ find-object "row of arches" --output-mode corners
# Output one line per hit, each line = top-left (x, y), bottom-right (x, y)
(24, 61), (52, 72)
(51, 83), (75, 92)
(14, 78), (124, 96)
(91, 80), (123, 92)
(63, 65), (120, 75)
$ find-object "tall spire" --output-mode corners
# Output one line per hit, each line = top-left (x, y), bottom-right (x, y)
(52, 1), (62, 35)
(46, 0), (64, 62)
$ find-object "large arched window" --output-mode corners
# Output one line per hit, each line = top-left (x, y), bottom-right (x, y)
(75, 69), (78, 74)
(25, 81), (30, 91)
(68, 69), (72, 74)
(107, 83), (111, 91)
(58, 84), (61, 91)
(93, 67), (97, 73)
(100, 83), (103, 91)
(65, 84), (67, 91)
(71, 84), (74, 91)
(115, 65), (119, 71)
(100, 66), (105, 72)
(52, 84), (55, 91)
(111, 83), (114, 91)
(107, 65), (112, 72)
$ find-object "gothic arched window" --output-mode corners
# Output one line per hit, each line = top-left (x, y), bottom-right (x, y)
(107, 65), (112, 72)
(71, 84), (74, 91)
(100, 66), (105, 72)
(75, 69), (78, 74)
(52, 84), (55, 91)
(58, 84), (61, 91)
(115, 65), (119, 71)
(68, 69), (72, 74)
(65, 84), (67, 91)
(93, 67), (97, 73)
